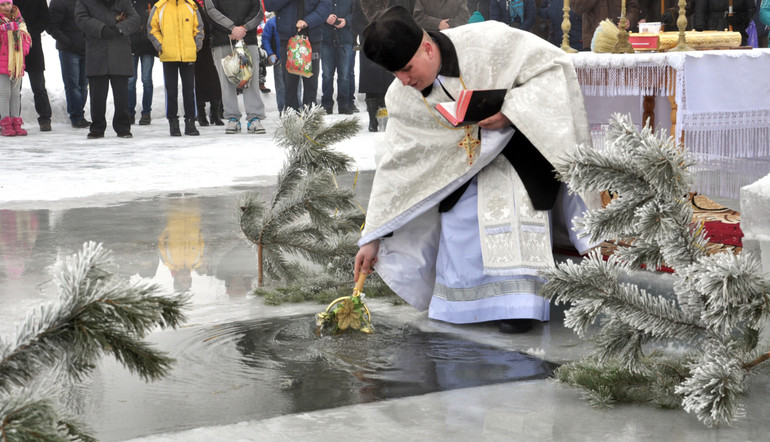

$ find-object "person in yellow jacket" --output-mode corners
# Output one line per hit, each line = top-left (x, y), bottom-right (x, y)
(149, 0), (204, 136)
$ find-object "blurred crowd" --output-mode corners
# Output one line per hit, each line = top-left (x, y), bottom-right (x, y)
(1, 0), (767, 138)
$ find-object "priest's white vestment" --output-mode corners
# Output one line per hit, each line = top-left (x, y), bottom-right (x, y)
(358, 21), (601, 323)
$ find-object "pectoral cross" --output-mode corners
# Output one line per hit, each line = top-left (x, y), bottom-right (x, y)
(458, 126), (480, 165)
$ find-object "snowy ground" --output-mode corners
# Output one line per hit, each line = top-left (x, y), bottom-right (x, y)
(3, 34), (378, 210)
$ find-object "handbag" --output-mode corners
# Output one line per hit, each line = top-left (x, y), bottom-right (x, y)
(221, 40), (254, 89)
(286, 32), (313, 78)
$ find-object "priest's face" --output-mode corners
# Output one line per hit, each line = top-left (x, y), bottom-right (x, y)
(393, 40), (440, 92)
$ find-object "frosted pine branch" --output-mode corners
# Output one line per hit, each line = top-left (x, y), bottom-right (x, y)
(541, 113), (770, 427)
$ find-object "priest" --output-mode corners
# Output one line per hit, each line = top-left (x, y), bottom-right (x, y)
(353, 6), (601, 333)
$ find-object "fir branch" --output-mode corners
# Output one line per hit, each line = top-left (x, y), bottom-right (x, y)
(0, 242), (188, 392)
(676, 340), (747, 428)
(0, 391), (93, 442)
(543, 113), (770, 427)
(274, 105), (358, 175)
(675, 253), (770, 338)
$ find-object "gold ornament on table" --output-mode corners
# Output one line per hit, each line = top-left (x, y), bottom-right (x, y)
(668, 0), (693, 52)
(613, 0), (635, 53)
(561, 0), (577, 53)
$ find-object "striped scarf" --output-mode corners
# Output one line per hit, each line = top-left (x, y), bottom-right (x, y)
(507, 0), (524, 21)
(2, 6), (30, 79)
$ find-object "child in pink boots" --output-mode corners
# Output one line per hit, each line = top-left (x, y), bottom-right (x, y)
(0, 0), (31, 136)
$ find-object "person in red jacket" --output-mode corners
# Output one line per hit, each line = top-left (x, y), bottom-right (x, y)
(0, 0), (31, 136)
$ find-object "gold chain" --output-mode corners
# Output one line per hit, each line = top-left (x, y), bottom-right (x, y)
(420, 75), (481, 165)
(421, 75), (469, 130)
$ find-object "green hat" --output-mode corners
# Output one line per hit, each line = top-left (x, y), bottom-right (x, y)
(468, 11), (485, 24)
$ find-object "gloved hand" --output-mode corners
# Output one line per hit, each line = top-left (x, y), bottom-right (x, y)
(0, 21), (19, 32)
(268, 54), (277, 65)
(101, 24), (120, 39)
(660, 11), (674, 25)
(725, 14), (743, 30)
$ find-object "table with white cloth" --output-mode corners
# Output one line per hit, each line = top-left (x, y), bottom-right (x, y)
(572, 49), (770, 159)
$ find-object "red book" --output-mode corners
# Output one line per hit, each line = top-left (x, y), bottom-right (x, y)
(435, 88), (507, 126)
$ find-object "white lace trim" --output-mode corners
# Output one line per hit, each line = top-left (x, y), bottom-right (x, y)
(575, 49), (770, 160)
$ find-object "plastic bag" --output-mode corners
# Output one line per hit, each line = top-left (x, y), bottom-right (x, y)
(221, 40), (254, 89)
(747, 21), (758, 48)
(286, 34), (313, 78)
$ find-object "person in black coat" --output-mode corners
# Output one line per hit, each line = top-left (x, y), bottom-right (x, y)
(128, 0), (157, 126)
(694, 0), (756, 45)
(14, 0), (53, 131)
(75, 0), (140, 138)
(48, 0), (91, 128)
(353, 0), (410, 132)
(194, 0), (223, 126)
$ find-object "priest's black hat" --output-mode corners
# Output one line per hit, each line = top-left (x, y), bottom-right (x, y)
(362, 6), (424, 72)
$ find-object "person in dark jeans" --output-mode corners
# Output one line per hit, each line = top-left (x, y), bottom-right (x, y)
(75, 0), (139, 139)
(48, 0), (91, 128)
(264, 0), (330, 111)
(320, 0), (355, 114)
(128, 0), (157, 126)
(14, 0), (53, 131)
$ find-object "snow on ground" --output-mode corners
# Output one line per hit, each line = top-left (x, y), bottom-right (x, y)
(2, 34), (378, 209)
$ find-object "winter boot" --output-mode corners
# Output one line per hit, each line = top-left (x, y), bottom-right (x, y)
(169, 118), (182, 137)
(196, 101), (209, 127)
(210, 100), (224, 126)
(0, 117), (16, 136)
(184, 118), (200, 136)
(12, 118), (27, 136)
(365, 98), (379, 132)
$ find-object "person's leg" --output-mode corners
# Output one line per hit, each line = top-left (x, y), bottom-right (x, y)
(0, 74), (10, 117)
(211, 45), (241, 120)
(243, 44), (267, 133)
(348, 46), (357, 110)
(76, 55), (89, 122)
(273, 59), (286, 114)
(8, 76), (25, 134)
(139, 54), (155, 118)
(0, 75), (14, 135)
(281, 40), (301, 111)
(211, 45), (242, 132)
(88, 75), (109, 136)
(301, 46), (320, 108)
(59, 51), (85, 124)
(163, 62), (180, 120)
(180, 62), (199, 135)
(127, 55), (139, 120)
(320, 42), (335, 112)
(109, 75), (131, 136)
(336, 44), (352, 110)
(163, 62), (181, 136)
(25, 66), (52, 128)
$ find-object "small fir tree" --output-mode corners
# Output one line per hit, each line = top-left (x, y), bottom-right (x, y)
(239, 105), (365, 287)
(541, 114), (770, 428)
(0, 242), (189, 441)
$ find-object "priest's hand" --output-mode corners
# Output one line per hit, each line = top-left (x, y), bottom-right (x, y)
(354, 240), (380, 282)
(478, 112), (512, 130)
